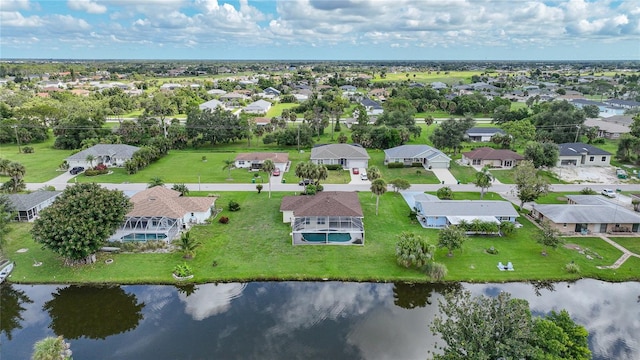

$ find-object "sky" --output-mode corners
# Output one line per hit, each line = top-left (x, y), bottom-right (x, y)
(0, 0), (639, 60)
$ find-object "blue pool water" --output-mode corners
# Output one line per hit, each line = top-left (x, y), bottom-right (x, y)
(121, 233), (167, 241)
(302, 233), (352, 242)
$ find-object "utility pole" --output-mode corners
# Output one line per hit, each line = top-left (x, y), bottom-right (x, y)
(11, 125), (21, 153)
(574, 124), (581, 143)
(297, 124), (300, 153)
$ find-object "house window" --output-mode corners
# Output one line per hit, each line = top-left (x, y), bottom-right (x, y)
(238, 161), (245, 165)
(472, 159), (481, 165)
(305, 218), (311, 225)
(317, 217), (325, 225)
(563, 223), (567, 227)
(589, 156), (594, 161)
(601, 156), (606, 161)
(191, 213), (194, 216)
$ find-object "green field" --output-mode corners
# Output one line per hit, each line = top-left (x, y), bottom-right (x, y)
(0, 136), (70, 183)
(3, 190), (638, 285)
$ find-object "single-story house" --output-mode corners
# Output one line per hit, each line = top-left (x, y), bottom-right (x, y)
(252, 117), (272, 127)
(584, 118), (630, 139)
(461, 147), (524, 169)
(530, 195), (640, 234)
(109, 186), (217, 242)
(199, 99), (226, 111)
(234, 152), (289, 172)
(465, 127), (506, 142)
(66, 144), (140, 168)
(263, 87), (281, 96)
(310, 144), (370, 169)
(414, 194), (519, 229)
(383, 145), (451, 169)
(6, 191), (61, 221)
(557, 143), (611, 167)
(280, 191), (364, 245)
(243, 99), (272, 114)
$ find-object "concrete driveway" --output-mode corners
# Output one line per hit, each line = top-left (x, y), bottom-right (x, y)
(349, 168), (370, 185)
(431, 168), (458, 184)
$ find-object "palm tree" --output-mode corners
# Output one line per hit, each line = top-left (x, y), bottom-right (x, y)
(0, 158), (10, 175)
(370, 178), (387, 215)
(147, 176), (164, 188)
(367, 166), (381, 181)
(473, 166), (494, 199)
(222, 159), (235, 180)
(85, 154), (95, 169)
(178, 231), (201, 259)
(171, 183), (189, 196)
(314, 164), (328, 186)
(261, 159), (275, 198)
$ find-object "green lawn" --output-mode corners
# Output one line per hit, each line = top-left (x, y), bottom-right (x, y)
(368, 150), (440, 184)
(448, 161), (478, 184)
(266, 103), (298, 118)
(0, 136), (70, 182)
(371, 70), (482, 85)
(3, 190), (638, 285)
(609, 237), (640, 255)
(490, 168), (565, 185)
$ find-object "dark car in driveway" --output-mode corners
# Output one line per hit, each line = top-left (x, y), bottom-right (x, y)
(69, 166), (85, 175)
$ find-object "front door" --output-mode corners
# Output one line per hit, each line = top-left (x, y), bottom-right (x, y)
(599, 223), (608, 233)
(633, 223), (639, 232)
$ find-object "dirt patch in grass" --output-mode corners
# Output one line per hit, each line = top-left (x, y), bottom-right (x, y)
(564, 243), (582, 250)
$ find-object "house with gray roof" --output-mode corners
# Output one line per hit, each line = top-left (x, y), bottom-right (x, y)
(6, 191), (61, 221)
(530, 195), (640, 234)
(360, 98), (383, 116)
(584, 118), (630, 139)
(465, 127), (506, 142)
(413, 195), (519, 229)
(384, 145), (451, 169)
(280, 192), (364, 245)
(310, 144), (370, 169)
(557, 143), (611, 167)
(66, 144), (140, 169)
(243, 99), (272, 114)
(461, 147), (524, 169)
(199, 99), (226, 111)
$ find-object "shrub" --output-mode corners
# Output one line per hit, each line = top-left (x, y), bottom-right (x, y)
(325, 164), (342, 170)
(425, 262), (448, 281)
(84, 168), (108, 176)
(21, 146), (34, 153)
(565, 262), (580, 274)
(436, 186), (454, 200)
(316, 184), (324, 192)
(500, 221), (516, 236)
(228, 200), (241, 212)
(95, 163), (108, 171)
(486, 246), (499, 255)
(305, 184), (317, 195)
(411, 162), (422, 167)
(201, 156), (207, 162)
(173, 263), (193, 277)
(388, 162), (404, 168)
(218, 216), (229, 224)
(580, 187), (597, 195)
(395, 231), (435, 268)
(256, 184), (263, 193)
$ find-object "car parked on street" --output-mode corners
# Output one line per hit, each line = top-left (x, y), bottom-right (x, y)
(69, 166), (85, 175)
(601, 188), (616, 198)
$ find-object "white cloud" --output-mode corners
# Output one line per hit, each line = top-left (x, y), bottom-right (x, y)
(67, 0), (107, 14)
(178, 283), (247, 321)
(0, 11), (42, 27)
(0, 0), (31, 11)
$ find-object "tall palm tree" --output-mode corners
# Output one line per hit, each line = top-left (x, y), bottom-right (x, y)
(0, 158), (11, 175)
(85, 154), (95, 169)
(171, 183), (189, 196)
(222, 159), (235, 180)
(147, 176), (164, 188)
(370, 178), (387, 215)
(314, 164), (328, 186)
(367, 166), (381, 181)
(473, 166), (494, 199)
(7, 162), (25, 183)
(261, 159), (275, 199)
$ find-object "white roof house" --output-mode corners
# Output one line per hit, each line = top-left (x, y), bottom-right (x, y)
(199, 99), (225, 111)
(243, 99), (272, 114)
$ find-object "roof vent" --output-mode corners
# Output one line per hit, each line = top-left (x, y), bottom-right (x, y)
(148, 196), (157, 201)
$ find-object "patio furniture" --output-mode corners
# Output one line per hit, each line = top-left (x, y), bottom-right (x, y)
(497, 262), (505, 271)
(507, 262), (514, 271)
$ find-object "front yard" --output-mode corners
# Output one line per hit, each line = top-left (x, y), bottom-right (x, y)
(3, 190), (638, 284)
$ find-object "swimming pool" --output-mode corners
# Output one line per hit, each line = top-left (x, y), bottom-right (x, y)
(302, 233), (352, 243)
(121, 233), (167, 241)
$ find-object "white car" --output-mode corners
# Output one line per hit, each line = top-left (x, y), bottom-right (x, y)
(360, 172), (368, 181)
(601, 189), (616, 198)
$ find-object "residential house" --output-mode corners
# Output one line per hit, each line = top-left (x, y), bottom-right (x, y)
(263, 87), (281, 96)
(413, 193), (519, 229)
(603, 99), (640, 110)
(199, 99), (226, 111)
(557, 143), (611, 167)
(584, 118), (630, 139)
(360, 98), (383, 116)
(530, 195), (640, 234)
(310, 144), (370, 169)
(207, 89), (227, 96)
(110, 187), (217, 242)
(570, 99), (625, 118)
(465, 127), (506, 142)
(159, 83), (182, 91)
(280, 192), (364, 245)
(6, 191), (61, 221)
(430, 82), (448, 90)
(66, 144), (140, 168)
(252, 117), (272, 127)
(383, 145), (451, 169)
(243, 99), (272, 114)
(234, 152), (289, 172)
(461, 147), (524, 168)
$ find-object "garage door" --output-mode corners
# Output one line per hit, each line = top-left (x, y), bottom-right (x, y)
(348, 160), (368, 169)
(429, 161), (449, 169)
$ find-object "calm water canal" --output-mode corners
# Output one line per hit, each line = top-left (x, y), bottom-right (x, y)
(1, 280), (639, 359)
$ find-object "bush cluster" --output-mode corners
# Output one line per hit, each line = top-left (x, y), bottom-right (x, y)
(21, 146), (34, 153)
(324, 164), (342, 170)
(228, 200), (241, 212)
(218, 216), (229, 224)
(84, 168), (108, 176)
(387, 162), (404, 168)
(486, 246), (499, 255)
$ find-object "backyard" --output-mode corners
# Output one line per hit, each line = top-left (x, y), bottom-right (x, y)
(3, 190), (638, 284)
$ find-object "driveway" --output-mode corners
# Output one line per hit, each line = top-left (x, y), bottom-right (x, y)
(349, 168), (369, 185)
(431, 168), (458, 184)
(43, 170), (78, 190)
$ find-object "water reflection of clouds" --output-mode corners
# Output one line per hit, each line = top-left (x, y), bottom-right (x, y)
(178, 283), (247, 321)
(266, 282), (393, 337)
(466, 280), (640, 360)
